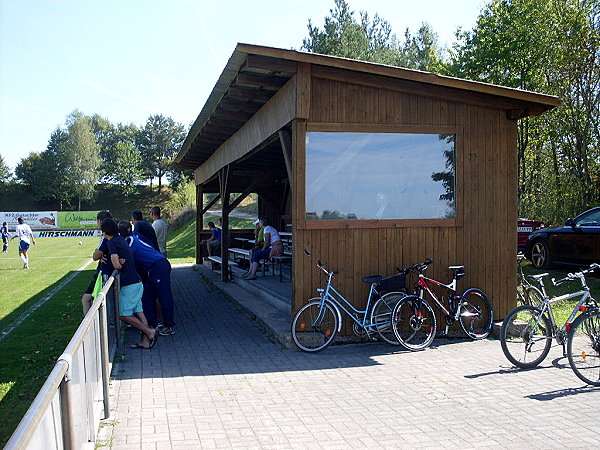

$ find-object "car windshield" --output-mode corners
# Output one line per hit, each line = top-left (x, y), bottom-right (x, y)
(576, 210), (600, 226)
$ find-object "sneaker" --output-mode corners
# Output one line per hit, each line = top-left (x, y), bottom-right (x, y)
(158, 326), (175, 336)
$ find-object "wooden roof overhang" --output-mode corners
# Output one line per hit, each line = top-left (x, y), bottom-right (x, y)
(176, 43), (561, 186)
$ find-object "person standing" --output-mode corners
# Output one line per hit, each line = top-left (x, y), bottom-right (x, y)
(131, 210), (159, 251)
(1, 221), (12, 253)
(118, 220), (176, 336)
(150, 206), (168, 257)
(81, 210), (112, 315)
(11, 217), (36, 269)
(101, 217), (157, 349)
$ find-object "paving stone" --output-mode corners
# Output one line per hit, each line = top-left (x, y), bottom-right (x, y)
(101, 264), (600, 449)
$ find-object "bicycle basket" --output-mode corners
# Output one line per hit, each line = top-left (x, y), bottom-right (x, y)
(377, 273), (406, 293)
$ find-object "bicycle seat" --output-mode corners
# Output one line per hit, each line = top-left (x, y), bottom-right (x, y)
(528, 273), (548, 280)
(363, 275), (383, 284)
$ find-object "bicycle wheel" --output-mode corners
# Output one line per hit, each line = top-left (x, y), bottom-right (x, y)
(500, 305), (552, 369)
(567, 310), (600, 386)
(458, 288), (493, 339)
(524, 286), (544, 308)
(292, 299), (339, 352)
(391, 295), (436, 351)
(370, 292), (405, 345)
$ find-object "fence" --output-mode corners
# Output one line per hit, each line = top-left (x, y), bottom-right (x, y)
(5, 271), (122, 450)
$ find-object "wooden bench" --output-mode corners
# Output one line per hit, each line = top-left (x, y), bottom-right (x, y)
(207, 255), (238, 280)
(272, 252), (292, 282)
(228, 247), (250, 265)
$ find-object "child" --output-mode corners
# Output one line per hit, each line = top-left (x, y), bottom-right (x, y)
(101, 218), (157, 349)
(1, 221), (12, 253)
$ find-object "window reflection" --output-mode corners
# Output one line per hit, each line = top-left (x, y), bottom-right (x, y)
(305, 132), (456, 221)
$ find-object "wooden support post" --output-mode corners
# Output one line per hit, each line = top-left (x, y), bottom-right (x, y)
(196, 184), (203, 264)
(218, 166), (231, 281)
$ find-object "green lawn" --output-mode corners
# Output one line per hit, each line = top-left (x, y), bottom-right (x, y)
(0, 237), (97, 446)
(0, 222), (198, 445)
(521, 263), (600, 325)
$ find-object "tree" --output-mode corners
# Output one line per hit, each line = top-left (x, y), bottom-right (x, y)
(0, 154), (11, 183)
(447, 0), (600, 223)
(112, 141), (145, 198)
(63, 114), (101, 210)
(137, 114), (186, 192)
(302, 0), (444, 71)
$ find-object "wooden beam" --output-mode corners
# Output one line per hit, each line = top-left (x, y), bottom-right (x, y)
(196, 184), (204, 264)
(195, 78), (296, 185)
(213, 107), (254, 122)
(244, 55), (298, 74)
(236, 72), (290, 90)
(227, 86), (273, 102)
(207, 118), (245, 130)
(296, 63), (311, 119)
(225, 179), (259, 213)
(278, 130), (293, 189)
(200, 193), (221, 215)
(219, 166), (231, 282)
(220, 99), (262, 113)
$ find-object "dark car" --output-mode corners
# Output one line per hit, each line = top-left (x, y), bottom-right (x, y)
(525, 206), (600, 269)
(517, 218), (544, 250)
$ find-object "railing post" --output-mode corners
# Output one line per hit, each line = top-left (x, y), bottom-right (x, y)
(59, 373), (75, 450)
(98, 298), (111, 419)
(114, 275), (122, 350)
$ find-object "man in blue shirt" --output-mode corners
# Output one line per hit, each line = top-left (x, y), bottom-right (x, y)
(132, 210), (159, 251)
(118, 220), (176, 336)
(200, 221), (221, 259)
(102, 218), (157, 349)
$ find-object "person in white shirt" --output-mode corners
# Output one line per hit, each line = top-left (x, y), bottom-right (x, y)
(241, 217), (283, 280)
(11, 217), (36, 269)
(150, 206), (169, 256)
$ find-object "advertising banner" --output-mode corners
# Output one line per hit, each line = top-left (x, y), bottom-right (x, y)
(34, 229), (102, 238)
(57, 211), (101, 230)
(0, 211), (58, 230)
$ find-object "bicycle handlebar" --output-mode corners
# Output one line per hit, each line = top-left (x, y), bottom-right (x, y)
(551, 263), (600, 287)
(397, 258), (434, 275)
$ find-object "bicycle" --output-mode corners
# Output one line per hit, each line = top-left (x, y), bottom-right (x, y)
(500, 263), (599, 381)
(291, 249), (407, 352)
(567, 300), (600, 386)
(391, 259), (494, 351)
(516, 253), (543, 307)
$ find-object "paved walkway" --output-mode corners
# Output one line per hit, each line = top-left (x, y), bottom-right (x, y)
(101, 264), (600, 449)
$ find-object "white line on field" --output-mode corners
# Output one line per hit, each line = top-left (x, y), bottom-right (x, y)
(0, 258), (95, 341)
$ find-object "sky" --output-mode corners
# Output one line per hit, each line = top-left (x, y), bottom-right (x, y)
(0, 0), (486, 171)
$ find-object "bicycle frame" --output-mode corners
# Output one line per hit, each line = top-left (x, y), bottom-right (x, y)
(318, 270), (381, 331)
(528, 266), (599, 341)
(416, 274), (458, 319)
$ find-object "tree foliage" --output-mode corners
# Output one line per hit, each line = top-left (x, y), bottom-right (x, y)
(0, 154), (11, 183)
(302, 0), (443, 71)
(137, 114), (186, 192)
(448, 0), (600, 223)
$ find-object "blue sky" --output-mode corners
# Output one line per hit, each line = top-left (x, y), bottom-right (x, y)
(0, 0), (485, 170)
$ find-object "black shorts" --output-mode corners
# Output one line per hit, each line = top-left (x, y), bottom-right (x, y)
(84, 270), (100, 295)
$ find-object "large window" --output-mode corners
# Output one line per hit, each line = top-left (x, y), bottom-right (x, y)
(305, 131), (456, 221)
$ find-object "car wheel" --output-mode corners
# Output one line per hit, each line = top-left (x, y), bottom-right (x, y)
(530, 240), (551, 269)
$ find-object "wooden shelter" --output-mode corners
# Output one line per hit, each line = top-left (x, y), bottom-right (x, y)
(176, 43), (559, 323)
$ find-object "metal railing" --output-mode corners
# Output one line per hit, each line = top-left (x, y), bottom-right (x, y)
(5, 271), (122, 450)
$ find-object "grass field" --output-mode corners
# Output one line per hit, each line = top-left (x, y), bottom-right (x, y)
(0, 237), (98, 446)
(0, 221), (198, 446)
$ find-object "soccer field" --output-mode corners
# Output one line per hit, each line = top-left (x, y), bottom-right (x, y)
(0, 236), (99, 446)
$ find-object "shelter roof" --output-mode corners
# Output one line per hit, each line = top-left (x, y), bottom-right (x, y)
(176, 43), (560, 170)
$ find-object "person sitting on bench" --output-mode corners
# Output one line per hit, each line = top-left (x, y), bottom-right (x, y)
(200, 221), (221, 259)
(242, 217), (283, 280)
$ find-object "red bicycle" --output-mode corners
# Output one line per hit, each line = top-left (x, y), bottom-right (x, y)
(391, 259), (493, 351)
